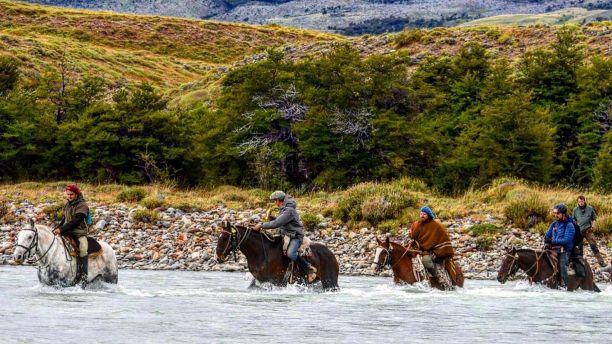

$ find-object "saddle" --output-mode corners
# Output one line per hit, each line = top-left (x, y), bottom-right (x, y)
(63, 236), (102, 257)
(544, 249), (585, 279)
(282, 236), (313, 257)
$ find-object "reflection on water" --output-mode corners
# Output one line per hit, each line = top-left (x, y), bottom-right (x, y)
(0, 266), (610, 344)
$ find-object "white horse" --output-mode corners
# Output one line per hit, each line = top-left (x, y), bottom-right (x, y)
(13, 220), (118, 287)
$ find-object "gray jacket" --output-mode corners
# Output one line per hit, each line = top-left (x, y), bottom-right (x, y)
(572, 205), (597, 233)
(261, 197), (305, 239)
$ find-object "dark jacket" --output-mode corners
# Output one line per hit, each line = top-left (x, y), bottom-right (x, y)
(59, 194), (89, 237)
(261, 197), (305, 239)
(545, 217), (575, 253)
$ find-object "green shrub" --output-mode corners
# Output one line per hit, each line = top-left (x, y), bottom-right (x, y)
(0, 202), (9, 219)
(172, 202), (204, 213)
(469, 223), (503, 236)
(300, 212), (320, 231)
(116, 187), (148, 202)
(529, 221), (549, 235)
(498, 34), (512, 45)
(395, 29), (426, 48)
(333, 182), (416, 225)
(377, 219), (401, 235)
(594, 215), (612, 235)
(43, 202), (64, 222)
(95, 184), (127, 193)
(140, 197), (165, 210)
(132, 209), (158, 223)
(476, 234), (495, 250)
(504, 195), (549, 229)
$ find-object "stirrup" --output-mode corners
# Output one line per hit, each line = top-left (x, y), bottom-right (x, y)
(307, 267), (317, 283)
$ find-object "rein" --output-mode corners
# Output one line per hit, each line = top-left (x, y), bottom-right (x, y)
(504, 249), (554, 283)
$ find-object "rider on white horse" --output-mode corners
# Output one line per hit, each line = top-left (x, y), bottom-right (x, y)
(52, 183), (89, 284)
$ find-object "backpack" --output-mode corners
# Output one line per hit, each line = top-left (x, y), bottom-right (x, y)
(570, 216), (584, 256)
(86, 209), (93, 226)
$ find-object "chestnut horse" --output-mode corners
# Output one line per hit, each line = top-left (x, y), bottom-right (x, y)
(497, 247), (600, 292)
(372, 237), (464, 290)
(215, 221), (339, 291)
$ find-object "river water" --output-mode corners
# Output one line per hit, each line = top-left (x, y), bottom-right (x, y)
(1, 265), (610, 344)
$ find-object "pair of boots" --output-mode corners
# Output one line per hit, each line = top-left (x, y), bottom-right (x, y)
(296, 256), (317, 283)
(76, 256), (89, 286)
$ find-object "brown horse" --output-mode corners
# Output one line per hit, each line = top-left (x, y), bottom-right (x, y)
(497, 247), (600, 292)
(372, 237), (464, 290)
(215, 221), (340, 291)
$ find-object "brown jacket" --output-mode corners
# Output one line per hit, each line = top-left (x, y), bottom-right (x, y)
(410, 218), (458, 284)
(61, 194), (89, 237)
(410, 219), (454, 260)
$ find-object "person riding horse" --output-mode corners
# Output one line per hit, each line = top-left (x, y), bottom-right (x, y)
(407, 206), (457, 287)
(544, 203), (575, 289)
(254, 191), (317, 283)
(52, 183), (90, 284)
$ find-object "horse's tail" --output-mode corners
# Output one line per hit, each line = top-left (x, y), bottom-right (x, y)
(593, 283), (601, 293)
(311, 243), (340, 291)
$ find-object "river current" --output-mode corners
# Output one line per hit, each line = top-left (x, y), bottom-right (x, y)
(1, 266), (610, 343)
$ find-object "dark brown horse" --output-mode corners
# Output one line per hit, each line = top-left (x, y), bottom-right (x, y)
(497, 247), (600, 292)
(372, 237), (464, 290)
(215, 221), (340, 291)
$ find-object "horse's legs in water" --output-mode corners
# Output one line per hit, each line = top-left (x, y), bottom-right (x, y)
(248, 278), (258, 289)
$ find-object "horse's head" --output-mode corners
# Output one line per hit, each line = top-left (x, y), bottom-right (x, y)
(497, 246), (519, 284)
(371, 236), (392, 272)
(13, 219), (39, 264)
(215, 220), (238, 263)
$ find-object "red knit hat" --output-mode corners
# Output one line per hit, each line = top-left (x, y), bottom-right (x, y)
(65, 183), (81, 194)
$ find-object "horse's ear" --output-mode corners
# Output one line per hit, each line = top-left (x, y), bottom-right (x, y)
(376, 237), (382, 245)
(30, 218), (35, 229)
(385, 236), (390, 245)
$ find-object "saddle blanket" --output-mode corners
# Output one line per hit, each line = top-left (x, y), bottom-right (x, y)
(282, 236), (313, 257)
(64, 236), (102, 257)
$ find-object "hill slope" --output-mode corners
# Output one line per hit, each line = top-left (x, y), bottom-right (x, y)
(0, 0), (338, 88)
(20, 0), (612, 34)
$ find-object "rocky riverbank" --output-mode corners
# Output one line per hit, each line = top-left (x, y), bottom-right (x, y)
(1, 200), (610, 282)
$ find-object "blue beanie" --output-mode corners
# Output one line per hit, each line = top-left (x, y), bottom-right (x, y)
(420, 206), (436, 219)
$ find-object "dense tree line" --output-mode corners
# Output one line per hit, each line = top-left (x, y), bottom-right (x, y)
(0, 28), (610, 193)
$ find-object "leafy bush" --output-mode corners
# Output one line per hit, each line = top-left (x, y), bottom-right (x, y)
(0, 202), (9, 219)
(469, 223), (503, 236)
(377, 219), (401, 235)
(140, 197), (165, 210)
(333, 182), (416, 225)
(300, 212), (320, 231)
(476, 234), (495, 250)
(43, 202), (64, 222)
(594, 215), (612, 235)
(132, 209), (158, 223)
(116, 187), (148, 202)
(504, 195), (549, 229)
(171, 202), (204, 213)
(529, 221), (549, 235)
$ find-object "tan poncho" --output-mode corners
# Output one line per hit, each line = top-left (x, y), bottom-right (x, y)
(410, 219), (457, 284)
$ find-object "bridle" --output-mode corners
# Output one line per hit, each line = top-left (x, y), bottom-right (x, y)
(15, 224), (56, 265)
(219, 224), (253, 262)
(372, 247), (393, 270)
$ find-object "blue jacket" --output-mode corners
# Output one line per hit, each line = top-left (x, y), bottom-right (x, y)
(545, 217), (575, 253)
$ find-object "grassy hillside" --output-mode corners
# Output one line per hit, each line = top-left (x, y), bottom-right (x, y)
(0, 0), (339, 89)
(460, 8), (612, 27)
(1, 0), (610, 105)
